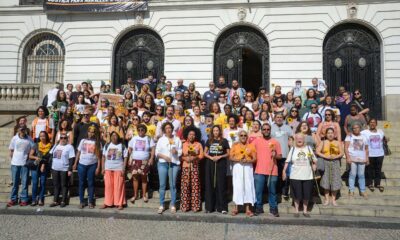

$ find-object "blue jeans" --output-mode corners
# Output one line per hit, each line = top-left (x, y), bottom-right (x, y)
(254, 174), (278, 211)
(10, 165), (29, 202)
(349, 162), (366, 193)
(158, 162), (180, 207)
(31, 165), (48, 202)
(78, 163), (97, 204)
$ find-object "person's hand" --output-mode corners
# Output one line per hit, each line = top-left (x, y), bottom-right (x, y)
(271, 150), (276, 159)
(102, 169), (105, 175)
(346, 157), (352, 164)
(95, 167), (100, 176)
(214, 156), (221, 162)
(282, 172), (287, 181)
(40, 164), (45, 173)
(148, 158), (154, 166)
(165, 156), (172, 162)
(68, 171), (72, 177)
(366, 160), (370, 166)
(312, 163), (317, 172)
(72, 164), (77, 171)
(121, 169), (125, 177)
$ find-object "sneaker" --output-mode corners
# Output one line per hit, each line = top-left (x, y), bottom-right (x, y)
(221, 210), (228, 215)
(60, 202), (66, 208)
(269, 210), (280, 217)
(19, 201), (28, 207)
(255, 207), (264, 215)
(303, 213), (311, 218)
(157, 206), (164, 214)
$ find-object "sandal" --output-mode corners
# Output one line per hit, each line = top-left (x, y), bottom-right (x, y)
(368, 185), (375, 192)
(143, 196), (148, 203)
(99, 204), (108, 209)
(245, 210), (254, 217)
(377, 186), (384, 192)
(323, 200), (330, 206)
(89, 203), (95, 209)
(79, 203), (85, 209)
(129, 197), (137, 204)
(332, 201), (338, 206)
(118, 205), (124, 210)
(38, 201), (44, 206)
(231, 209), (239, 216)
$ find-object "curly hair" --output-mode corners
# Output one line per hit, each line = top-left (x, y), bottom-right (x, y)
(183, 126), (202, 142)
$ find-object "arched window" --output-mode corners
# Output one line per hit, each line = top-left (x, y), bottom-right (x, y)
(22, 33), (65, 83)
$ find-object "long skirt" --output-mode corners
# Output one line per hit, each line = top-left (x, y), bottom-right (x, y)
(320, 159), (342, 191)
(104, 170), (126, 207)
(180, 163), (201, 211)
(232, 162), (256, 205)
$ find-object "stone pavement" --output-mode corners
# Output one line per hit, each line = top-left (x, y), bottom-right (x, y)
(0, 213), (400, 240)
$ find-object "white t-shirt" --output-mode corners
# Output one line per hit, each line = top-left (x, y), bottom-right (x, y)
(362, 129), (384, 157)
(286, 146), (317, 180)
(103, 143), (128, 170)
(128, 136), (155, 161)
(51, 144), (75, 171)
(223, 128), (242, 148)
(9, 135), (34, 166)
(345, 134), (369, 162)
(77, 139), (98, 165)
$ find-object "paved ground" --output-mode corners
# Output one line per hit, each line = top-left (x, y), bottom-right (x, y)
(1, 214), (400, 240)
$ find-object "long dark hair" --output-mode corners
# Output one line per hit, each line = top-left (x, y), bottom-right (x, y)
(207, 125), (223, 145)
(183, 126), (202, 142)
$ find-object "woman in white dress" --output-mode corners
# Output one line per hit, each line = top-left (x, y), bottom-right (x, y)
(229, 130), (257, 217)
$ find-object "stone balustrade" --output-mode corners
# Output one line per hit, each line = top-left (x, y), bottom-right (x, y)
(0, 82), (62, 116)
(0, 84), (40, 101)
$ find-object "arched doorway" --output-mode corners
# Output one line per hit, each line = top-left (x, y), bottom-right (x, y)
(214, 26), (269, 95)
(323, 23), (382, 119)
(113, 28), (164, 89)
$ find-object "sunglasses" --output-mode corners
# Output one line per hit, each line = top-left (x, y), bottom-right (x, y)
(201, 103), (207, 105)
(262, 128), (271, 131)
(60, 136), (68, 139)
(291, 110), (298, 112)
(311, 106), (317, 109)
(239, 134), (247, 137)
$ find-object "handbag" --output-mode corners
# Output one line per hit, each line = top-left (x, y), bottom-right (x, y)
(383, 136), (391, 156)
(25, 159), (39, 169)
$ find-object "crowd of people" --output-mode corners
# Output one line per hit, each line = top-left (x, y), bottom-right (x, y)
(7, 74), (389, 217)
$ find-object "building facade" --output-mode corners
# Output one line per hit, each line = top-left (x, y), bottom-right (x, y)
(0, 0), (400, 120)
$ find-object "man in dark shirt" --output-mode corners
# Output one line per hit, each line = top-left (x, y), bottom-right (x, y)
(215, 75), (229, 94)
(73, 109), (92, 149)
(174, 79), (188, 93)
(203, 81), (219, 107)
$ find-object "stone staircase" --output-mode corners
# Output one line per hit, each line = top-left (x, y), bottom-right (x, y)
(0, 121), (399, 218)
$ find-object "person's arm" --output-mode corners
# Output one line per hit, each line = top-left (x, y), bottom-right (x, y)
(336, 141), (344, 159)
(229, 145), (237, 162)
(68, 132), (74, 145)
(149, 146), (155, 165)
(316, 122), (323, 140)
(316, 141), (328, 159)
(344, 141), (351, 164)
(282, 162), (289, 180)
(197, 144), (204, 161)
(344, 116), (350, 136)
(203, 146), (214, 161)
(29, 148), (39, 161)
(101, 155), (106, 175)
(95, 150), (102, 175)
(247, 146), (257, 164)
(73, 151), (80, 170)
(365, 145), (369, 165)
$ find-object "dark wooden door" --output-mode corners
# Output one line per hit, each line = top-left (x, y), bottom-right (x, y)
(214, 26), (269, 92)
(114, 29), (164, 89)
(323, 23), (381, 119)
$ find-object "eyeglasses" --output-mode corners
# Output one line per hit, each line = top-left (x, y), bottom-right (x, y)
(60, 136), (68, 139)
(240, 134), (247, 137)
(133, 118), (139, 121)
(311, 106), (317, 109)
(325, 114), (332, 116)
(262, 128), (271, 131)
(355, 92), (361, 95)
(201, 103), (207, 105)
(291, 110), (298, 112)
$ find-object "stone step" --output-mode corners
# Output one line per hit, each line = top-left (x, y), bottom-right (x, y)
(340, 186), (400, 196)
(3, 192), (400, 218)
(335, 195), (400, 206)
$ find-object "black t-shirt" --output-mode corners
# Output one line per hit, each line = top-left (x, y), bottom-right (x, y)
(352, 99), (369, 112)
(206, 138), (230, 158)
